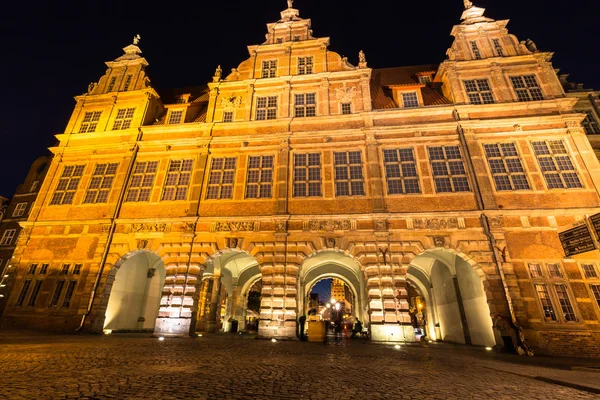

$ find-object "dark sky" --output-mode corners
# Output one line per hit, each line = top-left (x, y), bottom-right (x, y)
(1, 0), (598, 197)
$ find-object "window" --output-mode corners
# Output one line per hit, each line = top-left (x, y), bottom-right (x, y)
(206, 158), (237, 200)
(50, 165), (85, 205)
(298, 57), (313, 75)
(294, 93), (316, 117)
(492, 38), (504, 56)
(555, 284), (577, 322)
(16, 280), (32, 307)
(547, 263), (563, 278)
(107, 76), (117, 92)
(528, 263), (543, 278)
(531, 141), (582, 189)
(13, 203), (28, 217)
(464, 79), (495, 104)
(162, 160), (193, 201)
(510, 75), (544, 101)
(168, 110), (184, 124)
(78, 111), (102, 133)
(112, 108), (135, 130)
(256, 96), (278, 120)
(0, 229), (17, 245)
(590, 284), (600, 308)
(27, 280), (43, 307)
(483, 143), (530, 190)
(334, 151), (365, 196)
(84, 163), (118, 204)
(276, 38), (283, 44)
(28, 264), (37, 275)
(341, 103), (352, 115)
(535, 284), (557, 321)
(582, 264), (598, 279)
(293, 153), (322, 197)
(471, 41), (482, 59)
(261, 60), (277, 78)
(49, 280), (65, 308)
(582, 110), (600, 135)
(122, 74), (133, 91)
(428, 146), (470, 193)
(245, 156), (274, 199)
(62, 281), (77, 308)
(31, 181), (39, 192)
(72, 264), (82, 275)
(61, 264), (70, 275)
(126, 161), (158, 202)
(223, 111), (233, 123)
(293, 35), (301, 42)
(293, 153), (321, 197)
(401, 92), (419, 108)
(39, 264), (49, 275)
(383, 148), (420, 195)
(418, 75), (432, 84)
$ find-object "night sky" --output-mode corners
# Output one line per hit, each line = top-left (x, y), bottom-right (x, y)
(1, 0), (598, 197)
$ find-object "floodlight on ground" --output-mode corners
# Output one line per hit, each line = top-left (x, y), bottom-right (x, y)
(271, 338), (277, 343)
(158, 337), (165, 341)
(0, 284), (6, 287)
(394, 344), (401, 349)
(485, 347), (492, 351)
(198, 334), (203, 337)
(103, 329), (112, 335)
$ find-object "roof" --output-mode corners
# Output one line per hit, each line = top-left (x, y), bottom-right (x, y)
(370, 64), (450, 109)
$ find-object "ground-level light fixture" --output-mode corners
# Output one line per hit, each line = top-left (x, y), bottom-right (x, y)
(103, 329), (112, 335)
(158, 337), (165, 341)
(394, 344), (401, 349)
(271, 338), (277, 343)
(198, 334), (203, 337)
(485, 347), (492, 351)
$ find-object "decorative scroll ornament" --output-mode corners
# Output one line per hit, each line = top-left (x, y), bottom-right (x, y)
(335, 83), (357, 103)
(304, 220), (355, 231)
(374, 220), (388, 230)
(489, 216), (504, 228)
(211, 222), (257, 232)
(413, 218), (459, 230)
(131, 223), (170, 233)
(220, 95), (242, 109)
(275, 221), (288, 232)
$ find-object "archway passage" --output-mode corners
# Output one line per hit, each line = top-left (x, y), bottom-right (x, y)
(407, 250), (496, 347)
(104, 251), (166, 332)
(245, 279), (262, 332)
(307, 277), (356, 337)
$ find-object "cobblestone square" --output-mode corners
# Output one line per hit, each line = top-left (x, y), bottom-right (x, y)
(0, 331), (598, 400)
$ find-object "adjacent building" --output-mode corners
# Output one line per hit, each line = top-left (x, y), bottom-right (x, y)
(1, 1), (600, 356)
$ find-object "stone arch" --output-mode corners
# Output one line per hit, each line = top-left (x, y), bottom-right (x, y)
(102, 249), (166, 332)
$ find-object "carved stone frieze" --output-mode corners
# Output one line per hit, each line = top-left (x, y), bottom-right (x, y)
(211, 222), (257, 232)
(412, 218), (459, 230)
(275, 221), (288, 232)
(220, 95), (242, 109)
(181, 222), (195, 233)
(489, 216), (504, 228)
(374, 220), (388, 231)
(131, 223), (170, 233)
(137, 239), (149, 249)
(303, 220), (355, 232)
(433, 236), (446, 247)
(101, 225), (111, 234)
(335, 83), (357, 103)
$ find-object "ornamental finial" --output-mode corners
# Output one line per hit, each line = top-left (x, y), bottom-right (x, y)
(133, 34), (141, 45)
(287, 0), (293, 8)
(464, 0), (473, 9)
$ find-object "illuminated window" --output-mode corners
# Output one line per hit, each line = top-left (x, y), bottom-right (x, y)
(583, 264), (598, 279)
(419, 75), (432, 84)
(531, 141), (582, 189)
(13, 202), (28, 217)
(122, 74), (133, 91)
(72, 264), (82, 275)
(78, 111), (102, 133)
(162, 160), (193, 201)
(554, 284), (577, 322)
(112, 108), (135, 130)
(510, 75), (544, 101)
(535, 284), (557, 321)
(0, 229), (16, 245)
(590, 284), (600, 308)
(341, 103), (352, 115)
(28, 264), (37, 275)
(62, 281), (78, 308)
(261, 60), (277, 78)
(50, 165), (85, 205)
(83, 163), (118, 204)
(126, 161), (158, 202)
(245, 155), (274, 199)
(256, 96), (278, 120)
(464, 79), (495, 104)
(39, 264), (49, 275)
(401, 92), (419, 108)
(383, 148), (420, 194)
(483, 143), (530, 190)
(582, 110), (600, 135)
(298, 57), (313, 75)
(471, 41), (482, 59)
(223, 111), (233, 123)
(16, 280), (32, 307)
(528, 263), (543, 278)
(27, 280), (43, 307)
(294, 93), (316, 117)
(168, 110), (184, 124)
(206, 157), (237, 200)
(428, 146), (470, 193)
(334, 151), (365, 196)
(293, 153), (322, 197)
(107, 76), (117, 92)
(547, 263), (563, 278)
(49, 280), (65, 308)
(61, 264), (70, 275)
(492, 39), (504, 56)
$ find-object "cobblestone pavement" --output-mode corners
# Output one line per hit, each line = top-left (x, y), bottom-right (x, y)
(0, 331), (598, 400)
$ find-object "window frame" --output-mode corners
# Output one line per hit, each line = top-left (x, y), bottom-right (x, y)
(294, 93), (317, 117)
(482, 142), (530, 191)
(400, 92), (419, 108)
(12, 202), (28, 217)
(531, 140), (583, 190)
(463, 79), (495, 104)
(530, 261), (580, 324)
(50, 165), (85, 205)
(470, 41), (482, 59)
(245, 155), (274, 199)
(298, 57), (314, 75)
(161, 159), (194, 201)
(333, 151), (366, 197)
(78, 111), (102, 133)
(510, 74), (544, 102)
(261, 60), (278, 79)
(125, 161), (159, 202)
(255, 96), (278, 120)
(206, 157), (237, 200)
(83, 163), (119, 204)
(112, 108), (136, 130)
(168, 110), (184, 125)
(382, 148), (421, 195)
(427, 146), (471, 193)
(582, 110), (600, 135)
(492, 38), (504, 57)
(292, 153), (322, 198)
(223, 111), (234, 123)
(0, 229), (17, 245)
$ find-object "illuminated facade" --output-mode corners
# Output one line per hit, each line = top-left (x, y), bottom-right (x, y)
(2, 1), (600, 356)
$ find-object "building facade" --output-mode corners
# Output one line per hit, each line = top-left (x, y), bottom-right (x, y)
(2, 1), (600, 356)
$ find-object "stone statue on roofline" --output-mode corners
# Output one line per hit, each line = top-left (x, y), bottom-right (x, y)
(464, 0), (473, 9)
(287, 0), (293, 8)
(358, 50), (367, 68)
(133, 34), (141, 45)
(213, 65), (222, 82)
(525, 38), (538, 53)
